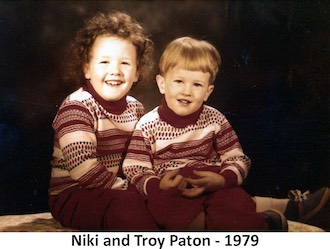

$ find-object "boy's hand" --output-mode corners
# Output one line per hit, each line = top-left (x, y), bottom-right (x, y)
(182, 170), (225, 198)
(159, 169), (187, 190)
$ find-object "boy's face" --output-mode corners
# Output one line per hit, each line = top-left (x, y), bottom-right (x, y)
(156, 67), (214, 116)
(84, 36), (138, 101)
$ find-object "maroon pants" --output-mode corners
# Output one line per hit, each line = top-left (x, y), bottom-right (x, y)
(147, 186), (268, 230)
(49, 185), (158, 230)
(146, 164), (268, 230)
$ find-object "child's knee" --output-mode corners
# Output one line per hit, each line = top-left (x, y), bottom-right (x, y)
(186, 211), (206, 230)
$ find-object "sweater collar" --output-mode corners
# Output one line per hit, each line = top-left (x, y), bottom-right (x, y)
(83, 81), (127, 115)
(158, 97), (203, 128)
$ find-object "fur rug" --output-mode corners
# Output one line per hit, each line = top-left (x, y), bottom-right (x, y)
(0, 212), (75, 232)
(0, 212), (324, 232)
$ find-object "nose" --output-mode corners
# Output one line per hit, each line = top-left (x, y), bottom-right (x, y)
(181, 83), (192, 96)
(108, 62), (121, 76)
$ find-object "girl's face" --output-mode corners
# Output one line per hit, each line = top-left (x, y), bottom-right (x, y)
(156, 67), (214, 116)
(84, 36), (139, 101)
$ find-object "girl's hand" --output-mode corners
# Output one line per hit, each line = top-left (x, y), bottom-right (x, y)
(182, 170), (225, 198)
(159, 169), (187, 190)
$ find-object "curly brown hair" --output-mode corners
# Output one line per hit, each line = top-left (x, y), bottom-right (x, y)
(62, 11), (154, 87)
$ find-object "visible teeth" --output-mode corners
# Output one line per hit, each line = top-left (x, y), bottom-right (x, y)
(179, 99), (190, 104)
(105, 81), (121, 86)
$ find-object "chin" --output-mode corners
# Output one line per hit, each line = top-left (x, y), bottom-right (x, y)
(176, 111), (193, 117)
(102, 95), (120, 101)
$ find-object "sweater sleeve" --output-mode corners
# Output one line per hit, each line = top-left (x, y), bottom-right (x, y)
(215, 116), (251, 187)
(123, 129), (160, 196)
(53, 101), (117, 189)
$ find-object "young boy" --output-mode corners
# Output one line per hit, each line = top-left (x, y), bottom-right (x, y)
(48, 11), (158, 230)
(123, 36), (288, 230)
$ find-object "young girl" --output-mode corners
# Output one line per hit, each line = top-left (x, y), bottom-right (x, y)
(48, 11), (158, 230)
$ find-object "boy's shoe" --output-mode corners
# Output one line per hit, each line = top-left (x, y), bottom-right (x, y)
(285, 187), (330, 222)
(263, 209), (288, 231)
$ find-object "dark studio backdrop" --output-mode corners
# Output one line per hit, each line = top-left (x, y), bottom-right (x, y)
(0, 0), (329, 228)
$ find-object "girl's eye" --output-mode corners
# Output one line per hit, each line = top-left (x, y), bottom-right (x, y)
(122, 61), (130, 65)
(100, 61), (109, 64)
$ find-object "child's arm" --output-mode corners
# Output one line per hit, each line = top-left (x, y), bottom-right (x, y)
(215, 115), (251, 188)
(53, 101), (117, 189)
(123, 128), (162, 196)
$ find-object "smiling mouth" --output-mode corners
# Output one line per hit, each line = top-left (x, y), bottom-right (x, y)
(178, 99), (191, 104)
(105, 80), (123, 86)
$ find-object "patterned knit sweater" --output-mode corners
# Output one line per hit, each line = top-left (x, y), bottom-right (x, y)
(123, 99), (251, 196)
(49, 83), (145, 195)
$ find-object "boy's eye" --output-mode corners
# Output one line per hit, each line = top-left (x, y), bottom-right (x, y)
(174, 79), (183, 84)
(194, 82), (203, 87)
(100, 61), (109, 64)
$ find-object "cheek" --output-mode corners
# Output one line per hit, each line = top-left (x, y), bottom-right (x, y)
(167, 84), (178, 94)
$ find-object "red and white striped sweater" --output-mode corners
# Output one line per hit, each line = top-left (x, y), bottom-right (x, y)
(49, 83), (145, 195)
(123, 99), (251, 196)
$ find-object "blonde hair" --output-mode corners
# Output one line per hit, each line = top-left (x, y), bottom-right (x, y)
(159, 37), (221, 84)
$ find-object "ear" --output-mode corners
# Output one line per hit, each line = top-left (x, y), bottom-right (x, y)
(203, 84), (214, 102)
(83, 64), (91, 79)
(156, 74), (165, 94)
(134, 72), (139, 83)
